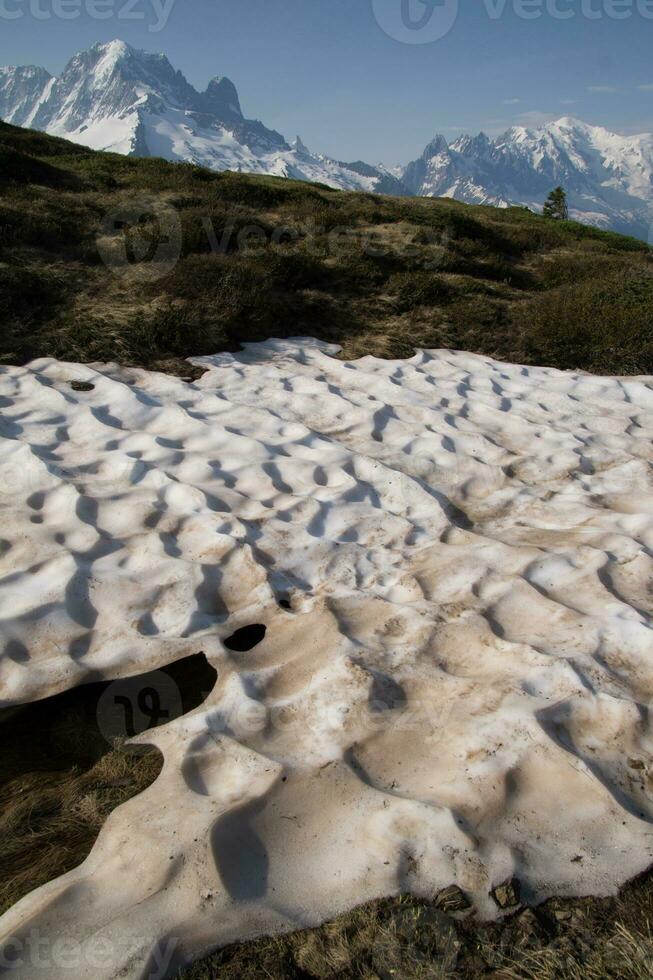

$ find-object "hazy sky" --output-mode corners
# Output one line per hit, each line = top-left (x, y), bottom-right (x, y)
(2, 0), (652, 164)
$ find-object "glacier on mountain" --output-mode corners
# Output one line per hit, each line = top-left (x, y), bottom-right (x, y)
(403, 117), (653, 239)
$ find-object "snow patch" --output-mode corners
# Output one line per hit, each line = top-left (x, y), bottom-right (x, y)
(0, 340), (652, 977)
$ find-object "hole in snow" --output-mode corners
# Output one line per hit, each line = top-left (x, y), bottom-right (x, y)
(224, 624), (267, 653)
(0, 651), (217, 913)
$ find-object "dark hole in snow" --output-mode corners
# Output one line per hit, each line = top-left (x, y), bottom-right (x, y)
(0, 651), (218, 909)
(0, 651), (218, 755)
(70, 381), (95, 392)
(96, 651), (218, 741)
(278, 598), (292, 610)
(224, 624), (267, 652)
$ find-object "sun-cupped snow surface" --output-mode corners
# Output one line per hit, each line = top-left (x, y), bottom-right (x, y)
(0, 339), (652, 977)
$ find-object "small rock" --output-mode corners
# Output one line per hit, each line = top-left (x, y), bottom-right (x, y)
(70, 380), (95, 392)
(435, 884), (472, 913)
(491, 877), (521, 909)
(554, 909), (572, 922)
(629, 758), (646, 771)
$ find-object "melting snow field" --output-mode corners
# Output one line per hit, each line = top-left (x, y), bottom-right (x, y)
(1, 338), (653, 977)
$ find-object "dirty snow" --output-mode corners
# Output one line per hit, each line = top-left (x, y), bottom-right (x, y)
(0, 339), (652, 977)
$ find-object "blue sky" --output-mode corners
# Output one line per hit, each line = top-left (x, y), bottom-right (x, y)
(2, 0), (652, 164)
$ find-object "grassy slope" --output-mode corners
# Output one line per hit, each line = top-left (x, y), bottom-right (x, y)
(1, 119), (652, 376)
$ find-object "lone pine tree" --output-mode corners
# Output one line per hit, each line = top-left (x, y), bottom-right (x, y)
(543, 186), (569, 221)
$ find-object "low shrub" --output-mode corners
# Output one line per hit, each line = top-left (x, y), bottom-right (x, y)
(514, 270), (653, 374)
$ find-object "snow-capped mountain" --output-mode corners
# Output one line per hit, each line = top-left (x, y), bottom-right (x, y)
(2, 40), (653, 239)
(0, 40), (404, 195)
(0, 65), (54, 129)
(403, 118), (653, 239)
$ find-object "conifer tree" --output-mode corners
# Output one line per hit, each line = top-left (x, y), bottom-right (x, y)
(543, 186), (569, 220)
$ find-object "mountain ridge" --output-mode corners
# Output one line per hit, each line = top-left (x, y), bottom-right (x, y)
(1, 39), (652, 239)
(0, 40), (402, 194)
(403, 115), (653, 239)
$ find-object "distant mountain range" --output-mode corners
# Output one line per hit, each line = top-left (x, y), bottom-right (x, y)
(402, 120), (653, 240)
(2, 39), (652, 240)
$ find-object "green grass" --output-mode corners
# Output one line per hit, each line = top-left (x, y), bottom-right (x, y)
(1, 119), (651, 376)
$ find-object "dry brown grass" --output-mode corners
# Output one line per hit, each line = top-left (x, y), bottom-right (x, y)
(181, 872), (653, 979)
(0, 743), (162, 915)
(0, 674), (164, 917)
(0, 651), (217, 915)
